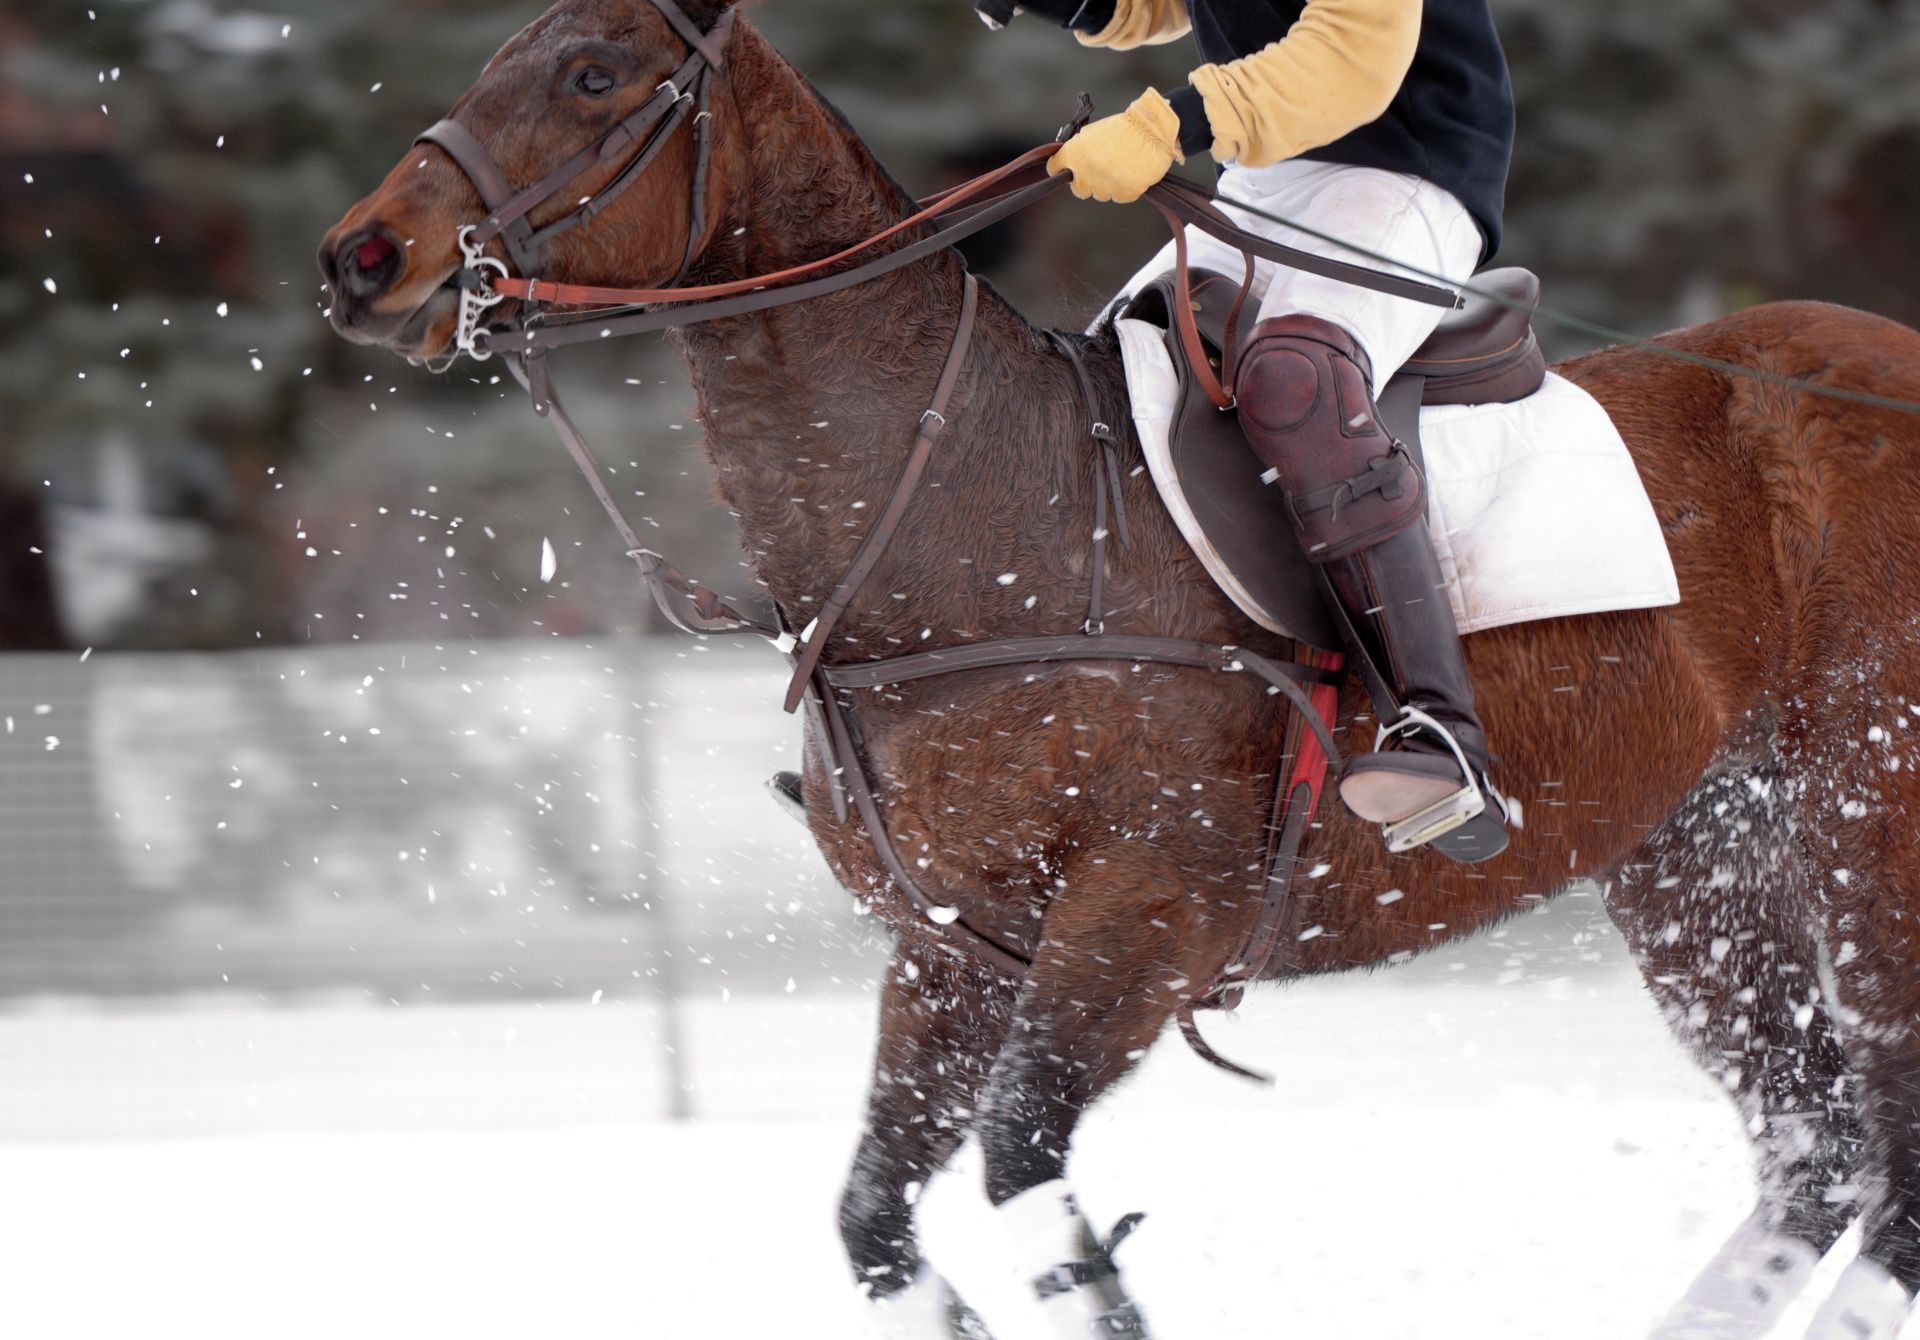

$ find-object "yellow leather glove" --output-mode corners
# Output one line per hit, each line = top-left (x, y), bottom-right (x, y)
(1047, 89), (1184, 204)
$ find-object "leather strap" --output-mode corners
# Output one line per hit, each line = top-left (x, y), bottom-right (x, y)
(477, 154), (1458, 328)
(488, 146), (1059, 311)
(673, 65), (719, 285)
(464, 60), (698, 251)
(632, 548), (779, 638)
(415, 119), (539, 273)
(1147, 191), (1241, 410)
(784, 273), (980, 712)
(818, 634), (1342, 764)
(648, 0), (732, 67)
(817, 666), (1032, 978)
(418, 0), (734, 282)
(1147, 174), (1458, 309)
(504, 352), (777, 638)
(1047, 330), (1128, 633)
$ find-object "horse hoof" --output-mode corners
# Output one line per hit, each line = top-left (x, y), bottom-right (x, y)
(1803, 1258), (1913, 1340)
(1647, 1224), (1820, 1338)
(863, 1264), (996, 1340)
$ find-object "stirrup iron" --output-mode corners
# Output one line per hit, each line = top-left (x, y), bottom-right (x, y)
(1373, 705), (1492, 853)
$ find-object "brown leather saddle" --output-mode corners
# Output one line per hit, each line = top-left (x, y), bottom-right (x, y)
(1116, 267), (1548, 651)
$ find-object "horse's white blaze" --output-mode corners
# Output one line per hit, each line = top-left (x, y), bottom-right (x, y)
(1647, 1219), (1820, 1339)
(1803, 1259), (1914, 1340)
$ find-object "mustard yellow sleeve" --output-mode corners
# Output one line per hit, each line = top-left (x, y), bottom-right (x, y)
(1074, 0), (1191, 50)
(1188, 0), (1421, 167)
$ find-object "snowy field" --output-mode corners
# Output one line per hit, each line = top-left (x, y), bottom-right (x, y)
(0, 644), (1889, 1338)
(5, 940), (1876, 1340)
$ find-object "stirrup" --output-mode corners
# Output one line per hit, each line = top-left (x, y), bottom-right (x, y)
(1372, 706), (1493, 854)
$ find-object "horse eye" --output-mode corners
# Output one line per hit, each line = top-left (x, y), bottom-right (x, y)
(572, 66), (618, 98)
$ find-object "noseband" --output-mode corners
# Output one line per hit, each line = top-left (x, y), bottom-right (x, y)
(415, 0), (736, 363)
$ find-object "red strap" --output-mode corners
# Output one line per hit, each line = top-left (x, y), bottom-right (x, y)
(1286, 646), (1345, 822)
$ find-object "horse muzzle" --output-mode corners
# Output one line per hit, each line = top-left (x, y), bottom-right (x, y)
(316, 216), (474, 357)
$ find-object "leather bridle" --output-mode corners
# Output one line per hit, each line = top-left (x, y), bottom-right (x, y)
(415, 0), (737, 364)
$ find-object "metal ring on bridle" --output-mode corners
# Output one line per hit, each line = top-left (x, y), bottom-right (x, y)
(454, 224), (510, 361)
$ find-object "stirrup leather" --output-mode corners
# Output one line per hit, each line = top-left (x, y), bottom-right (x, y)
(1371, 706), (1496, 853)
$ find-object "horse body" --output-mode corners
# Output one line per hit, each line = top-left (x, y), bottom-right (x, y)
(319, 3), (1920, 1333)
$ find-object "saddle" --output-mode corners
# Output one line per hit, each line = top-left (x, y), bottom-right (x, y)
(1115, 267), (1547, 651)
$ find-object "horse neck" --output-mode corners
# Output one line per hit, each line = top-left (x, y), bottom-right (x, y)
(674, 24), (1015, 620)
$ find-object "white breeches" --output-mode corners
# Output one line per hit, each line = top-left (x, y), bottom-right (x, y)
(1113, 159), (1486, 391)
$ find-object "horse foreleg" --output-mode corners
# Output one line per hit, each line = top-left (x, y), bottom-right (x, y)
(842, 944), (1017, 1337)
(973, 862), (1207, 1340)
(1610, 769), (1866, 1340)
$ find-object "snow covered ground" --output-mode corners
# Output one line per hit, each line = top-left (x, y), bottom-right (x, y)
(4, 928), (1876, 1340)
(0, 643), (1894, 1337)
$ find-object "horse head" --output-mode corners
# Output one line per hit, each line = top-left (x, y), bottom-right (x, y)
(316, 0), (743, 363)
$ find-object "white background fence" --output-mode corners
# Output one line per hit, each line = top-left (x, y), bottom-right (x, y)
(0, 635), (873, 1000)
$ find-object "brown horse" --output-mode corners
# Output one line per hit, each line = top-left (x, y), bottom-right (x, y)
(319, 2), (1920, 1335)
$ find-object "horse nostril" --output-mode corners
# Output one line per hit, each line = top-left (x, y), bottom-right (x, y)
(354, 235), (396, 272)
(337, 228), (404, 298)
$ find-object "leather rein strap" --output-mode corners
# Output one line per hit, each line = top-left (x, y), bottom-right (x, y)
(461, 167), (1457, 366)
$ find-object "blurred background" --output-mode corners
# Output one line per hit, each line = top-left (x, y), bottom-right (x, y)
(4, 1), (1920, 1336)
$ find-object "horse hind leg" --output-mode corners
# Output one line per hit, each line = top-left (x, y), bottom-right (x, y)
(841, 946), (1017, 1337)
(1794, 733), (1920, 1340)
(1608, 766), (1867, 1339)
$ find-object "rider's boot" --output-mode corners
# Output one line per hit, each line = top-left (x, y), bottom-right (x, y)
(1235, 313), (1508, 863)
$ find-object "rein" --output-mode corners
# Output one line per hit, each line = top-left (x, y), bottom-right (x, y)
(412, 0), (1460, 1071)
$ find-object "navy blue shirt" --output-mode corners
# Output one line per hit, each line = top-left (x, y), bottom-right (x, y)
(1075, 0), (1514, 261)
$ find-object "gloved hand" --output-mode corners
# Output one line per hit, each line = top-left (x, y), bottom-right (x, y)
(1046, 88), (1183, 204)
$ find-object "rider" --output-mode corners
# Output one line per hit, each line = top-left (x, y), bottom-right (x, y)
(1026, 0), (1515, 860)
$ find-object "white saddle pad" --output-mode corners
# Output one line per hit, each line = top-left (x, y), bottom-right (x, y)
(1113, 317), (1680, 637)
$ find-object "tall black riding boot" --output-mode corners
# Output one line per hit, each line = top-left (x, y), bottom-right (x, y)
(1236, 313), (1508, 863)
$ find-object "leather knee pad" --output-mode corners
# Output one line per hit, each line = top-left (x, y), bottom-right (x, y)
(1237, 314), (1425, 562)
